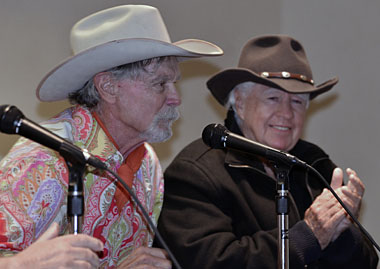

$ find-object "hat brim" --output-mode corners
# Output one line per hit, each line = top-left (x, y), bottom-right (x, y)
(37, 38), (223, 102)
(206, 68), (339, 106)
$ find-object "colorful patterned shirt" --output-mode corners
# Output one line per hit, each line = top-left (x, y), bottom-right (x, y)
(0, 105), (164, 268)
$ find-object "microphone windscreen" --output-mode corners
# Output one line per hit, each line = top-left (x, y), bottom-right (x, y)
(0, 105), (23, 134)
(202, 123), (227, 149)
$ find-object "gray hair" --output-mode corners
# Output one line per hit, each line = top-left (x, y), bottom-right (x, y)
(225, 81), (256, 128)
(225, 81), (310, 128)
(68, 56), (176, 108)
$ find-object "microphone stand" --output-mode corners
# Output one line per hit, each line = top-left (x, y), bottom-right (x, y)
(271, 161), (291, 269)
(59, 143), (86, 235)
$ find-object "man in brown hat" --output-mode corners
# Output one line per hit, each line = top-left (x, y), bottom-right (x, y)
(156, 35), (378, 268)
(0, 4), (222, 268)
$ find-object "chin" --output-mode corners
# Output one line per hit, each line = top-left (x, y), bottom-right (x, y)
(146, 127), (172, 143)
(267, 142), (292, 152)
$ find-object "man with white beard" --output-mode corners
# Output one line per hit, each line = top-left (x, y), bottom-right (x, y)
(0, 5), (222, 268)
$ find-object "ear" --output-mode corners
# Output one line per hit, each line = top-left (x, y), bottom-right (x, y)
(93, 72), (118, 104)
(234, 90), (246, 121)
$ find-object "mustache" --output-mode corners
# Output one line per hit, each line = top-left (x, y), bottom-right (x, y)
(156, 106), (180, 121)
(139, 105), (179, 143)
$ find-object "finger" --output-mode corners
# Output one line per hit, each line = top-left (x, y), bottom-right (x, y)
(326, 198), (348, 220)
(141, 247), (169, 259)
(335, 188), (354, 210)
(36, 222), (60, 242)
(339, 187), (362, 213)
(304, 201), (347, 249)
(62, 259), (99, 269)
(330, 167), (343, 190)
(72, 261), (99, 269)
(313, 188), (336, 208)
(318, 200), (348, 233)
(122, 247), (172, 268)
(346, 167), (357, 177)
(129, 266), (171, 269)
(306, 195), (345, 226)
(327, 207), (347, 227)
(310, 192), (347, 223)
(132, 255), (171, 269)
(68, 234), (104, 252)
(340, 186), (361, 200)
(70, 247), (100, 268)
(346, 169), (365, 196)
(333, 186), (364, 222)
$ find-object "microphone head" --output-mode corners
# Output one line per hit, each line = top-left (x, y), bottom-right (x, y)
(202, 123), (228, 149)
(0, 105), (24, 134)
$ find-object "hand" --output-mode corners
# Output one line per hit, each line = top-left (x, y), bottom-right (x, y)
(304, 167), (364, 249)
(117, 246), (172, 268)
(331, 168), (364, 241)
(6, 222), (104, 269)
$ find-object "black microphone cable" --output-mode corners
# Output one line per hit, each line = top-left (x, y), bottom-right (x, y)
(0, 104), (182, 268)
(104, 167), (183, 269)
(307, 166), (380, 252)
(202, 123), (380, 252)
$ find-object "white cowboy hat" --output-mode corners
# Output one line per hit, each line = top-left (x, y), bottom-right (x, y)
(36, 4), (223, 102)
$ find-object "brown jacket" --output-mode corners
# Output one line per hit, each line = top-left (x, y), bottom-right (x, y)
(156, 116), (378, 268)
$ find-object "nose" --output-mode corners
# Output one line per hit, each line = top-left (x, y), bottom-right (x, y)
(166, 83), (181, 107)
(277, 98), (294, 119)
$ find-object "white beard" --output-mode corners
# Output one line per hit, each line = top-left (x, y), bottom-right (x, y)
(139, 106), (180, 143)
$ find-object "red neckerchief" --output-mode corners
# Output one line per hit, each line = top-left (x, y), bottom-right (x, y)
(92, 111), (145, 212)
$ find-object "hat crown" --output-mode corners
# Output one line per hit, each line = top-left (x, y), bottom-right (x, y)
(70, 5), (171, 54)
(37, 4), (223, 102)
(206, 34), (338, 106)
(238, 35), (313, 80)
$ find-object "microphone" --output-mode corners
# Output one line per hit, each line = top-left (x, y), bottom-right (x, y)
(0, 105), (184, 267)
(0, 105), (107, 170)
(202, 123), (306, 166)
(202, 123), (380, 254)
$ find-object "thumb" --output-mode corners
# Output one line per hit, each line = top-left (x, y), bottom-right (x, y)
(330, 167), (343, 190)
(36, 222), (60, 242)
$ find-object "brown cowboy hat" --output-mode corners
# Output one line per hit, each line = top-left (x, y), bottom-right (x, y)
(207, 34), (338, 106)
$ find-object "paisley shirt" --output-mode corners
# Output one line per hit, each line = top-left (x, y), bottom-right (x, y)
(0, 106), (164, 268)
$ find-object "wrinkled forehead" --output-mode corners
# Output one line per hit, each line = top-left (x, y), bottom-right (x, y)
(143, 56), (181, 81)
(255, 84), (310, 101)
(265, 87), (309, 100)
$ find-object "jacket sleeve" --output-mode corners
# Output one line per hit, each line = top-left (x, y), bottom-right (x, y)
(156, 156), (322, 268)
(318, 223), (378, 268)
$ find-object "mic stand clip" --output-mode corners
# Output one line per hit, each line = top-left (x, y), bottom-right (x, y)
(59, 143), (86, 235)
(272, 161), (291, 269)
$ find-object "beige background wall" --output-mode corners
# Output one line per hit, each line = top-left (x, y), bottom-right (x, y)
(1, 0), (379, 261)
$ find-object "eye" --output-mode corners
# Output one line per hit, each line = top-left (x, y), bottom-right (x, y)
(151, 81), (166, 93)
(292, 99), (303, 104)
(291, 98), (307, 109)
(267, 96), (279, 102)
